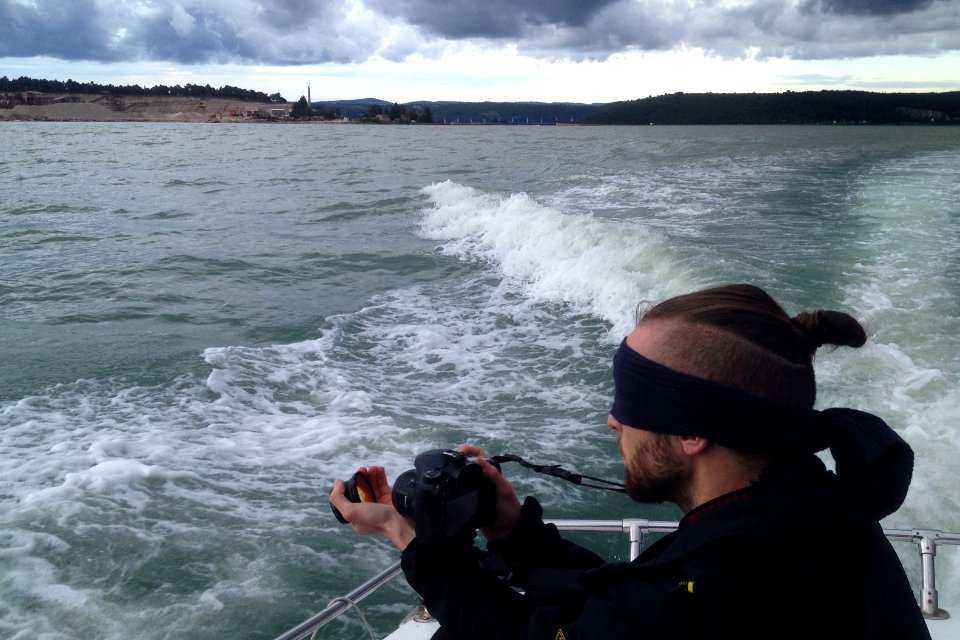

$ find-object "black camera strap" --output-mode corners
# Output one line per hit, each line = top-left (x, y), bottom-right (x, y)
(488, 454), (626, 493)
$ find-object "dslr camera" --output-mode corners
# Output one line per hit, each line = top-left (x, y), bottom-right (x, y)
(392, 448), (499, 545)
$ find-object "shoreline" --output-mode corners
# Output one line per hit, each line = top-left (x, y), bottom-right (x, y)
(4, 92), (957, 126)
(0, 94), (290, 123)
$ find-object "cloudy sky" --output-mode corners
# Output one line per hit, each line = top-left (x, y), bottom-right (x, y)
(2, 0), (958, 103)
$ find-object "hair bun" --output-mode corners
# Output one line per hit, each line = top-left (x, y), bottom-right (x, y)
(791, 310), (867, 351)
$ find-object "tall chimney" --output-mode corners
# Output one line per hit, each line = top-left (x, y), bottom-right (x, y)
(308, 84), (311, 106)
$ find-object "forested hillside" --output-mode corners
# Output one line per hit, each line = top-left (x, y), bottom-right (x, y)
(582, 91), (960, 125)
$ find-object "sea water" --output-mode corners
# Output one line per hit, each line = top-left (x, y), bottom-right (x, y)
(1, 122), (958, 639)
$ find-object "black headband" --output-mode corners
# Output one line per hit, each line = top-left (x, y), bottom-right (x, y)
(610, 339), (829, 455)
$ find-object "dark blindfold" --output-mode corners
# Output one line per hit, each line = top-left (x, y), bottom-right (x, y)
(610, 339), (828, 454)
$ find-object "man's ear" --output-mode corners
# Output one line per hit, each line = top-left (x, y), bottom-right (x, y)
(678, 435), (709, 456)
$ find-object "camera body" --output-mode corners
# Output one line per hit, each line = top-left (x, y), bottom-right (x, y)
(392, 449), (498, 545)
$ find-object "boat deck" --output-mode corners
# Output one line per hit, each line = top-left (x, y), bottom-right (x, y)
(276, 519), (960, 640)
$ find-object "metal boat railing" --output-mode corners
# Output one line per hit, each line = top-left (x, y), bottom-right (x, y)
(273, 520), (960, 640)
(273, 561), (404, 640)
(880, 528), (960, 619)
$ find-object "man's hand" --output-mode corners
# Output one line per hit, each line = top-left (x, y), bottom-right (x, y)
(459, 445), (522, 542)
(329, 466), (416, 550)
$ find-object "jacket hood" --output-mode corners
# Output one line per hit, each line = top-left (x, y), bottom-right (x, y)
(819, 408), (914, 522)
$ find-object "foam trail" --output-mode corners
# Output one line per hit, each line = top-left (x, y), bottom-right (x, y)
(831, 150), (960, 594)
(419, 180), (700, 338)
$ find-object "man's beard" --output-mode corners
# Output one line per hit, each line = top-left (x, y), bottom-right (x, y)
(624, 433), (688, 505)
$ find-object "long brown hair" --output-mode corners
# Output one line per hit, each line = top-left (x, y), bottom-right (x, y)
(638, 284), (866, 410)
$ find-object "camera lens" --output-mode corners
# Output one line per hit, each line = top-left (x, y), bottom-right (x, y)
(331, 471), (375, 524)
(391, 469), (419, 517)
(345, 471), (374, 504)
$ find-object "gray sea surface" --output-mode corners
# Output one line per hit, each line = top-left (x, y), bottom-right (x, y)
(1, 122), (959, 639)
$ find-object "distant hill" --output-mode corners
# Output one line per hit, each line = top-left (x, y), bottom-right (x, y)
(582, 91), (960, 125)
(312, 99), (601, 124)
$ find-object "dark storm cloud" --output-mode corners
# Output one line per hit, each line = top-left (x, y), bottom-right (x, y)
(132, 7), (256, 64)
(0, 0), (115, 61)
(258, 0), (329, 30)
(803, 0), (935, 16)
(368, 0), (621, 38)
(1, 0), (957, 66)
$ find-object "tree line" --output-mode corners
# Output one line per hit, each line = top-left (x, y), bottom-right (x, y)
(363, 102), (434, 123)
(582, 91), (960, 125)
(0, 75), (286, 104)
(290, 97), (434, 123)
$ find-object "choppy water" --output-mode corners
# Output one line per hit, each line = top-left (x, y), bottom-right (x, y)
(1, 122), (959, 639)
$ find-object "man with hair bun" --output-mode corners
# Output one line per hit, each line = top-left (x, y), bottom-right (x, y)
(331, 284), (931, 640)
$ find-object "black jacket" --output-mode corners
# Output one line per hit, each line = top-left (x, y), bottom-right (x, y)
(401, 456), (931, 640)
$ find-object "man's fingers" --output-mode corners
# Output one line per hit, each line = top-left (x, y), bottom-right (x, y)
(458, 444), (488, 457)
